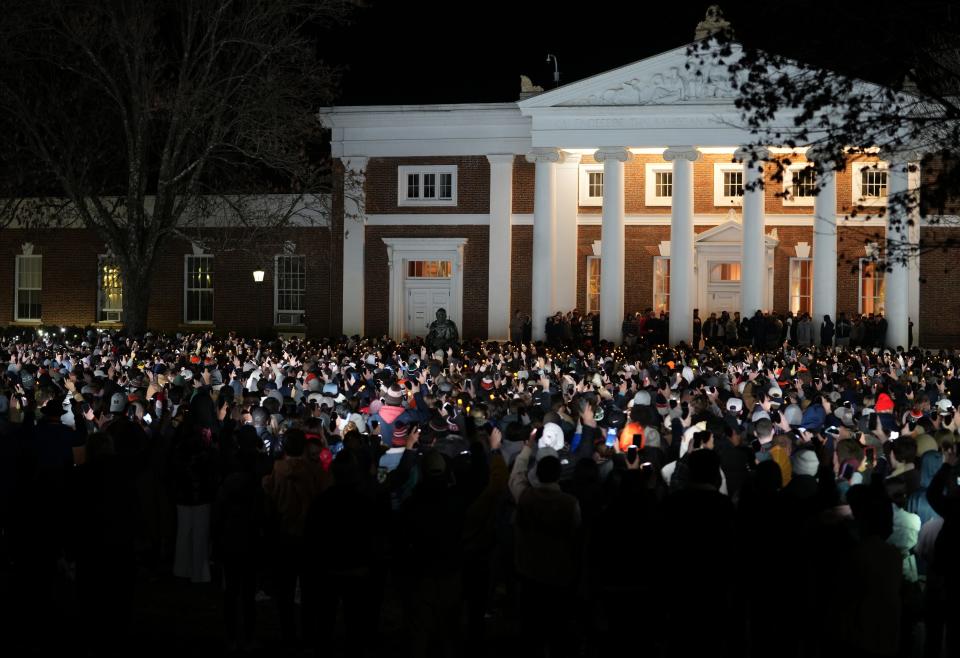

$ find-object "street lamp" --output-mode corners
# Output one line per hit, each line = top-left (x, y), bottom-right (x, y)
(252, 269), (265, 337)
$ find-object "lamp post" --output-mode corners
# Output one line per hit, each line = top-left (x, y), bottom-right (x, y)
(253, 269), (265, 337)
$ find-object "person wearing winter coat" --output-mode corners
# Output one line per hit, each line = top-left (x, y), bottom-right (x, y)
(820, 315), (835, 346)
(796, 314), (813, 346)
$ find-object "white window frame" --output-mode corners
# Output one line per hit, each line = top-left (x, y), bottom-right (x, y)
(97, 255), (123, 323)
(183, 254), (214, 324)
(782, 163), (817, 206)
(858, 258), (886, 315)
(713, 163), (745, 206)
(788, 257), (813, 314)
(578, 164), (605, 206)
(653, 256), (670, 313)
(645, 163), (673, 207)
(14, 254), (42, 323)
(274, 254), (306, 326)
(585, 256), (601, 313)
(852, 161), (889, 207)
(397, 165), (458, 207)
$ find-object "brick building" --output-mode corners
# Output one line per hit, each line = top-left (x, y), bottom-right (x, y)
(319, 40), (960, 348)
(5, 38), (960, 347)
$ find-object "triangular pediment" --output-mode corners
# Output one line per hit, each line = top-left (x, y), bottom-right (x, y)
(518, 43), (750, 109)
(695, 219), (780, 245)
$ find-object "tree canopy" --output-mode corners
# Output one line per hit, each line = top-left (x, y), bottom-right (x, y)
(0, 0), (355, 333)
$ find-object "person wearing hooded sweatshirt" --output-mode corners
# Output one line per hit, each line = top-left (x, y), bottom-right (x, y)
(907, 449), (944, 527)
(375, 383), (407, 448)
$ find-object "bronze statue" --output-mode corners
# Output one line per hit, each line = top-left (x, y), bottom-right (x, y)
(426, 308), (459, 353)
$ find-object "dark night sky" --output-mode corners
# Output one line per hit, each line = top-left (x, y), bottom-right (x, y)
(322, 0), (955, 107)
(323, 0), (940, 105)
(324, 1), (747, 105)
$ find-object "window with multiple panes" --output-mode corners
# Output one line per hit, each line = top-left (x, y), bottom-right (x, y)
(789, 258), (812, 314)
(860, 168), (888, 199)
(723, 170), (744, 198)
(398, 166), (457, 205)
(98, 257), (123, 322)
(184, 255), (214, 323)
(655, 171), (673, 198)
(407, 260), (452, 278)
(653, 257), (670, 313)
(586, 257), (601, 313)
(15, 255), (42, 322)
(275, 255), (306, 325)
(788, 166), (817, 202)
(852, 162), (889, 206)
(859, 259), (885, 315)
(645, 164), (673, 206)
(579, 165), (605, 206)
(714, 164), (745, 205)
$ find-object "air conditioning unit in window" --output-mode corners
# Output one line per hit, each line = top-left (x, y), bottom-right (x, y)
(276, 312), (304, 325)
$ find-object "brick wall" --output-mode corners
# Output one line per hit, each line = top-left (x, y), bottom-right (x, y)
(363, 225), (490, 339)
(510, 226), (533, 315)
(512, 156), (534, 214)
(0, 226), (334, 336)
(509, 152), (880, 216)
(836, 224), (885, 318)
(920, 227), (960, 347)
(365, 156), (490, 214)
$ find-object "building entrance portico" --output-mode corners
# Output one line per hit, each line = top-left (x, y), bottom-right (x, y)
(694, 219), (777, 318)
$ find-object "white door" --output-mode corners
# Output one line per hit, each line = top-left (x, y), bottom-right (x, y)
(707, 290), (740, 317)
(407, 286), (451, 337)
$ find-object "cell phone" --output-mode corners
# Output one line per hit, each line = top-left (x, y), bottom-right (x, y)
(626, 445), (638, 464)
(605, 427), (617, 448)
(632, 433), (643, 448)
(80, 402), (91, 415)
(889, 431), (900, 440)
(839, 462), (856, 481)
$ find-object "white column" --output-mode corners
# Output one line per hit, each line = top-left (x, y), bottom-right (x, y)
(663, 146), (701, 345)
(526, 147), (562, 341)
(486, 154), (514, 340)
(736, 147), (769, 318)
(907, 164), (921, 346)
(594, 147), (632, 343)
(809, 151), (837, 342)
(884, 153), (922, 348)
(341, 156), (368, 337)
(554, 153), (581, 313)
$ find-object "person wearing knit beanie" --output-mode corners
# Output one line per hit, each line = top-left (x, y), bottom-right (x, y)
(792, 448), (820, 478)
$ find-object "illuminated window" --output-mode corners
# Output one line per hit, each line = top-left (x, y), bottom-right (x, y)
(586, 256), (601, 313)
(15, 255), (42, 322)
(579, 165), (605, 206)
(653, 257), (670, 313)
(275, 255), (306, 325)
(709, 262), (741, 282)
(859, 259), (885, 315)
(398, 165), (457, 206)
(184, 255), (214, 323)
(789, 258), (812, 314)
(98, 257), (123, 322)
(407, 260), (452, 278)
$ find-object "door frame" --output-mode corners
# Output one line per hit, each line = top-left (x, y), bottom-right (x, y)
(382, 237), (467, 340)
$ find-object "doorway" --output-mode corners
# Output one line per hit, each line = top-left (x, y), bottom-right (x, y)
(382, 237), (467, 340)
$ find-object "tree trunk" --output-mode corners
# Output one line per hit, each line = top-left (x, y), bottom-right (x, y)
(121, 265), (153, 336)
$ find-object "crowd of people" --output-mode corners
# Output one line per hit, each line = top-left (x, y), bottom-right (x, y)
(0, 323), (957, 657)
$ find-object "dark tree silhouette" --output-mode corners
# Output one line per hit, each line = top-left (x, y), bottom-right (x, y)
(0, 0), (355, 333)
